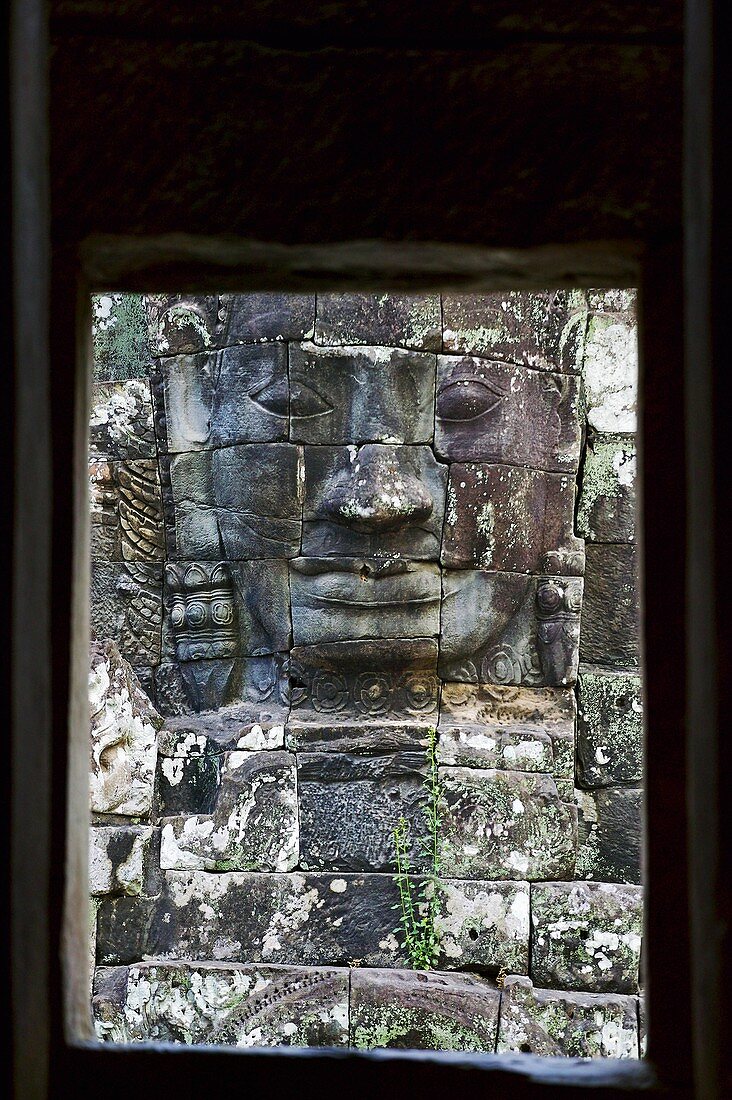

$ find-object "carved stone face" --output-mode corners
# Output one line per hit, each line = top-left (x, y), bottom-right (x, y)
(150, 293), (585, 715)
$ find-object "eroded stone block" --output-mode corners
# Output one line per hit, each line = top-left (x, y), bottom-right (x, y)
(287, 720), (431, 755)
(155, 345), (288, 452)
(531, 881), (643, 993)
(286, 639), (439, 722)
(580, 543), (639, 669)
(298, 751), (428, 872)
(434, 356), (582, 470)
(90, 563), (163, 666)
(163, 559), (291, 661)
(436, 879), (530, 974)
(576, 787), (643, 884)
(576, 670), (643, 788)
(89, 641), (161, 816)
(302, 444), (447, 560)
(90, 379), (156, 459)
(290, 558), (440, 645)
(314, 292), (441, 351)
(90, 459), (164, 563)
(147, 294), (228, 356)
(439, 767), (577, 880)
(442, 291), (584, 372)
(154, 654), (286, 717)
(161, 750), (298, 872)
(439, 572), (581, 688)
(438, 683), (575, 771)
(582, 307), (638, 433)
(96, 871), (407, 968)
(289, 343), (436, 444)
(166, 443), (304, 561)
(90, 826), (155, 896)
(350, 969), (500, 1051)
(441, 463), (581, 572)
(93, 962), (348, 1047)
(497, 975), (638, 1058)
(577, 435), (636, 542)
(225, 292), (315, 344)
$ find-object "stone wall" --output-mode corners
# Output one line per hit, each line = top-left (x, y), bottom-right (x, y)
(88, 290), (642, 1056)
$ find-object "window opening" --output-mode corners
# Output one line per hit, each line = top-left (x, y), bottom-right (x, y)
(87, 289), (643, 1057)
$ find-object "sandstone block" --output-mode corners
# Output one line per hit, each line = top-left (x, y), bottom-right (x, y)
(90, 379), (156, 459)
(580, 544), (639, 669)
(531, 881), (643, 993)
(497, 975), (638, 1058)
(577, 669), (643, 788)
(93, 962), (348, 1047)
(350, 969), (499, 1051)
(439, 767), (577, 880)
(436, 879), (530, 974)
(577, 435), (636, 542)
(314, 293), (441, 351)
(576, 787), (643, 884)
(90, 826), (155, 896)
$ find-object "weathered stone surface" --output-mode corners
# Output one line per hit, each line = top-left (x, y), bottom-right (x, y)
(439, 767), (577, 880)
(286, 639), (439, 722)
(166, 444), (303, 560)
(441, 463), (581, 572)
(90, 379), (156, 458)
(442, 291), (584, 372)
(154, 654), (286, 717)
(289, 343), (436, 444)
(156, 655), (284, 717)
(576, 435), (637, 542)
(93, 962), (348, 1047)
(157, 708), (288, 816)
(161, 750), (298, 872)
(93, 293), (151, 381)
(147, 294), (228, 356)
(580, 543), (639, 669)
(439, 682), (574, 771)
(225, 292), (315, 344)
(287, 720), (431, 755)
(434, 356), (582, 471)
(314, 293), (441, 351)
(576, 670), (643, 788)
(89, 641), (162, 816)
(440, 571), (581, 688)
(96, 871), (407, 968)
(350, 969), (499, 1051)
(497, 976), (638, 1058)
(290, 558), (441, 645)
(302, 444), (447, 560)
(156, 345), (289, 452)
(531, 881), (643, 993)
(163, 559), (291, 661)
(90, 826), (155, 897)
(298, 751), (428, 872)
(581, 304), (638, 433)
(576, 787), (643, 884)
(90, 563), (163, 665)
(90, 459), (165, 563)
(436, 879), (530, 974)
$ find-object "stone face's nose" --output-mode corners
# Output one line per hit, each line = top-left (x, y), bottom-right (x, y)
(322, 446), (433, 533)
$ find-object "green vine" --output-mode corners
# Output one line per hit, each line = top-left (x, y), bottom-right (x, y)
(392, 726), (443, 970)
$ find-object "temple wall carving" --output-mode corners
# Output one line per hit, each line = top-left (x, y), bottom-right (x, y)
(88, 288), (642, 1056)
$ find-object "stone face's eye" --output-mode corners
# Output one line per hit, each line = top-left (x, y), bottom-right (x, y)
(290, 378), (333, 419)
(437, 378), (507, 422)
(249, 376), (288, 417)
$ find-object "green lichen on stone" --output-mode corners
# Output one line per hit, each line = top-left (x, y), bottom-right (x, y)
(351, 1005), (493, 1052)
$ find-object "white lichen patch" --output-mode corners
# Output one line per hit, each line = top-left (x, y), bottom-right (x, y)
(582, 313), (638, 433)
(89, 642), (160, 816)
(436, 880), (530, 971)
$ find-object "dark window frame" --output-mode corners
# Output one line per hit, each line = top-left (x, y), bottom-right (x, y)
(49, 236), (681, 1097)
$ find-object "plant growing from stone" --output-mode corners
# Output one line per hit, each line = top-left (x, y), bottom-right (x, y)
(392, 726), (443, 970)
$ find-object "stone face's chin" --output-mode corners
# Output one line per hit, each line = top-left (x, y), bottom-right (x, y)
(289, 558), (441, 646)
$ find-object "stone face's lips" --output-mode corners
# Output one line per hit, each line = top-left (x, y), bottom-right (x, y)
(291, 559), (440, 610)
